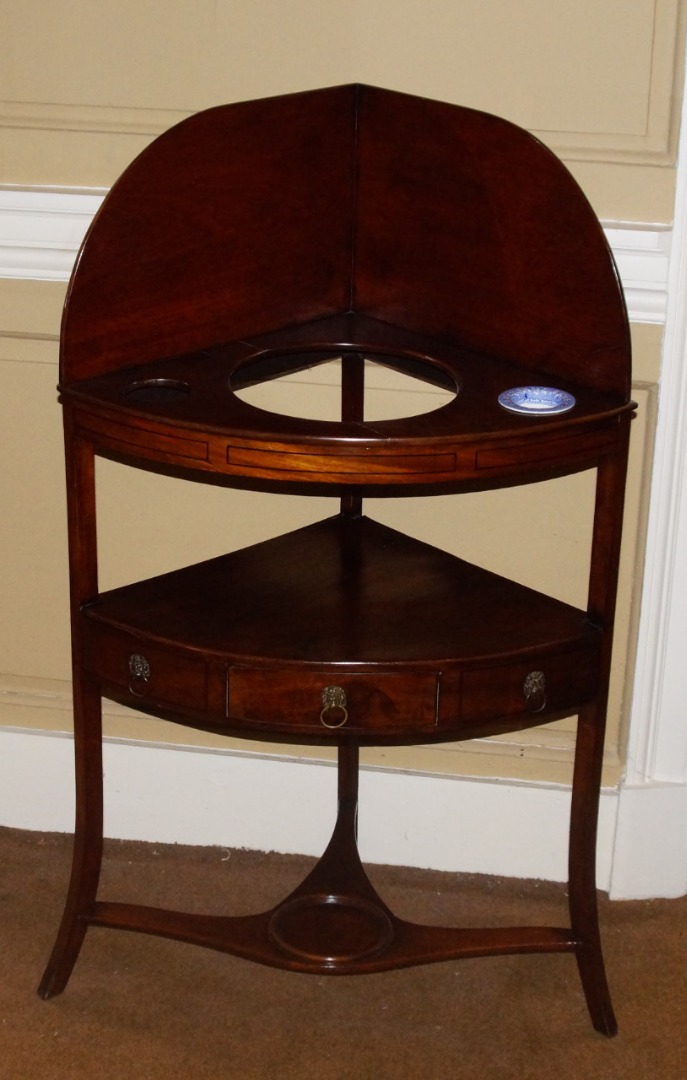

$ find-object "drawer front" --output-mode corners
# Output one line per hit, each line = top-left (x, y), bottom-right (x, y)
(458, 645), (600, 726)
(81, 621), (210, 714)
(228, 668), (439, 734)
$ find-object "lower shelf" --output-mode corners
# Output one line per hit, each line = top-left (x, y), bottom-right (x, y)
(80, 513), (602, 741)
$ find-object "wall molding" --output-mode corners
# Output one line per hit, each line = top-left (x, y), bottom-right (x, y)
(624, 58), (687, 793)
(531, 0), (685, 166)
(0, 100), (190, 137)
(0, 187), (672, 325)
(0, 0), (683, 168)
(0, 187), (104, 282)
(603, 45), (687, 901)
(603, 224), (672, 324)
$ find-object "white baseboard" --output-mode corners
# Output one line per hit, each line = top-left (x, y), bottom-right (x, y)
(0, 726), (622, 889)
(2, 725), (685, 899)
(609, 781), (687, 899)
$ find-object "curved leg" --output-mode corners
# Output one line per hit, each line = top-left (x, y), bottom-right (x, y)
(568, 704), (617, 1036)
(39, 418), (103, 999)
(38, 678), (104, 999)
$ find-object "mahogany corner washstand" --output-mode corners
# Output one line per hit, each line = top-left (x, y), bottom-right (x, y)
(38, 85), (635, 1036)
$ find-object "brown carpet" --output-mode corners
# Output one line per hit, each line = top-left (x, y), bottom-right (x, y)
(1, 826), (685, 1079)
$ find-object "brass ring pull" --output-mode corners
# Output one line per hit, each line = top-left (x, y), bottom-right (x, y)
(320, 685), (348, 729)
(320, 703), (349, 728)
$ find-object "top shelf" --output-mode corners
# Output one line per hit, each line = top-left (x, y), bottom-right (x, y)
(58, 84), (635, 489)
(61, 313), (634, 491)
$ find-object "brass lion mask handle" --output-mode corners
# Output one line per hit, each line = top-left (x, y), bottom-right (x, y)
(523, 670), (546, 713)
(128, 653), (151, 697)
(320, 685), (348, 728)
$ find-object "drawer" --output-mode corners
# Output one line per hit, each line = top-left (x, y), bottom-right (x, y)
(458, 645), (601, 725)
(80, 620), (210, 715)
(228, 667), (439, 734)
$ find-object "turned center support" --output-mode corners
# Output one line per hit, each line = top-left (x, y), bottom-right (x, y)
(267, 741), (397, 965)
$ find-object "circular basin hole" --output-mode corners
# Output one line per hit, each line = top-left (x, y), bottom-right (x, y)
(231, 351), (458, 422)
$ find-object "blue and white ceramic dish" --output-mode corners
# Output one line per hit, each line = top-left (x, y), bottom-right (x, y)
(497, 385), (576, 416)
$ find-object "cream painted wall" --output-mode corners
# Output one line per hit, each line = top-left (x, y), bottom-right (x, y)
(1, 0), (684, 218)
(0, 2), (679, 794)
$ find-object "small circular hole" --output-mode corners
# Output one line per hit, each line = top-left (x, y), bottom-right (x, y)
(126, 378), (190, 403)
